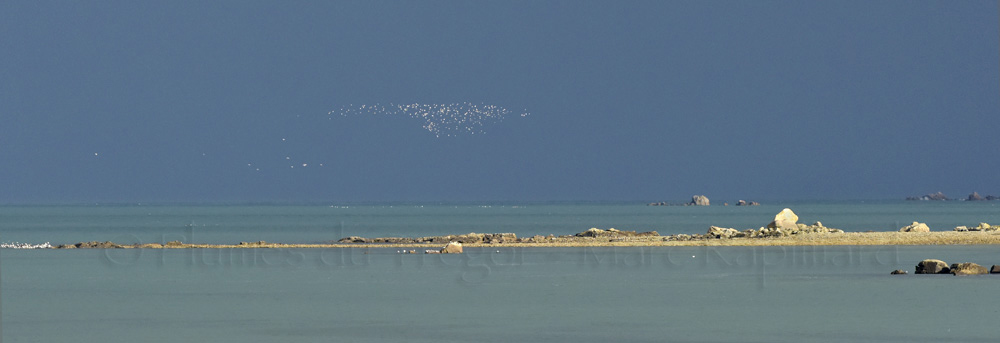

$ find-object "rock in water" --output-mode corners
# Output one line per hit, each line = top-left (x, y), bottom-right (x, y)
(690, 195), (710, 206)
(991, 265), (1000, 274)
(899, 222), (930, 232)
(915, 259), (950, 274)
(440, 242), (463, 254)
(767, 208), (799, 230)
(950, 262), (988, 276)
(968, 192), (983, 201)
(890, 269), (908, 275)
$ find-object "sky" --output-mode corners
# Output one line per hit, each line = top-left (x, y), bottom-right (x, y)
(1, 1), (998, 204)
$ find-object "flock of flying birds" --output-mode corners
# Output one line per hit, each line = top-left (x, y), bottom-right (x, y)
(328, 102), (530, 138)
(89, 102), (530, 172)
(238, 102), (531, 171)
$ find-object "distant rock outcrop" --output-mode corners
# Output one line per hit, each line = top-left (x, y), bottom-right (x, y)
(915, 259), (950, 274)
(968, 192), (984, 201)
(899, 222), (930, 232)
(890, 269), (908, 275)
(906, 192), (949, 201)
(690, 195), (710, 206)
(736, 200), (760, 206)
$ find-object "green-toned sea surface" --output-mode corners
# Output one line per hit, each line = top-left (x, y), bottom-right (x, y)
(1, 201), (999, 342)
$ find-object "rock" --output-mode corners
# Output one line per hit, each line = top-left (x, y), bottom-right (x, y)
(767, 208), (799, 230)
(452, 233), (486, 243)
(690, 195), (710, 206)
(75, 241), (123, 249)
(371, 237), (417, 244)
(575, 228), (658, 238)
(954, 226), (969, 232)
(736, 200), (760, 206)
(440, 242), (463, 254)
(706, 226), (740, 239)
(991, 265), (1000, 274)
(972, 223), (995, 231)
(890, 269), (908, 275)
(906, 192), (949, 201)
(899, 222), (930, 232)
(950, 262), (988, 276)
(968, 192), (983, 201)
(338, 236), (367, 243)
(915, 259), (950, 274)
(483, 233), (517, 244)
(736, 200), (746, 206)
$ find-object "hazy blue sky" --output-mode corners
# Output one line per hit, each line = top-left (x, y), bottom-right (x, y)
(2, 1), (998, 203)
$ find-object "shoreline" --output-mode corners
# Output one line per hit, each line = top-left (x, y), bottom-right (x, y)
(44, 231), (1000, 249)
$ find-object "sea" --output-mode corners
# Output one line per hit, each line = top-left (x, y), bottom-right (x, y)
(1, 201), (998, 342)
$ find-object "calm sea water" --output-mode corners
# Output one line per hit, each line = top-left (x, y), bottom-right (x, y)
(1, 201), (998, 244)
(2, 201), (999, 342)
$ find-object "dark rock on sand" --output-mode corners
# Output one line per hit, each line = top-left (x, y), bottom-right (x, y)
(70, 241), (123, 249)
(950, 262), (989, 276)
(369, 237), (418, 244)
(706, 226), (740, 239)
(890, 269), (908, 275)
(971, 223), (996, 232)
(670, 234), (692, 241)
(915, 259), (950, 274)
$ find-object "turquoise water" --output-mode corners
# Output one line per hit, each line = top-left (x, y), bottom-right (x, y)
(2, 201), (998, 244)
(2, 202), (1000, 342)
